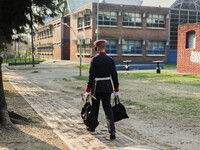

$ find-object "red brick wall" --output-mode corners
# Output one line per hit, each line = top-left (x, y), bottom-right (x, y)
(177, 23), (200, 75)
(70, 3), (169, 62)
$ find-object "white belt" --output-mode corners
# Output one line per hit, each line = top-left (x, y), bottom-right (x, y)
(95, 77), (110, 81)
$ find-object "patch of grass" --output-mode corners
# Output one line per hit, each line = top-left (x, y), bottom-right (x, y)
(142, 110), (149, 114)
(164, 64), (177, 69)
(153, 96), (200, 116)
(63, 78), (70, 81)
(118, 71), (200, 87)
(73, 76), (88, 81)
(32, 71), (39, 73)
(77, 64), (90, 71)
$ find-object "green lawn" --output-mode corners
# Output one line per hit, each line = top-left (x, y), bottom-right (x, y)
(70, 68), (200, 122)
(119, 71), (200, 87)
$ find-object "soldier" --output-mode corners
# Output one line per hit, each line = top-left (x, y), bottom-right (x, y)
(85, 39), (119, 140)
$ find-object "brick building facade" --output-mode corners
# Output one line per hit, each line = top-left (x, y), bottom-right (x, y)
(177, 23), (200, 75)
(34, 17), (70, 60)
(70, 3), (169, 62)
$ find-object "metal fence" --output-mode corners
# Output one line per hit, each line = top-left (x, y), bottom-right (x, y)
(0, 52), (41, 65)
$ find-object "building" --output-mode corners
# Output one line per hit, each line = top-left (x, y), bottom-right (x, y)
(70, 2), (170, 62)
(34, 16), (70, 60)
(177, 23), (200, 75)
(68, 0), (200, 63)
(34, 0), (200, 63)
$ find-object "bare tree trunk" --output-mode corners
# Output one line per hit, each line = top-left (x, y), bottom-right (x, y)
(0, 57), (15, 128)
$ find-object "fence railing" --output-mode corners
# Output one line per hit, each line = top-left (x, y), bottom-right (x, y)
(0, 52), (46, 66)
(2, 56), (41, 64)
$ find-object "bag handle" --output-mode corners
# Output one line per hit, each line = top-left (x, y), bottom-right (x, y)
(114, 95), (120, 104)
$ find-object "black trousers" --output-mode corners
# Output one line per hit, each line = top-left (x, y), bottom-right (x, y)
(92, 92), (115, 133)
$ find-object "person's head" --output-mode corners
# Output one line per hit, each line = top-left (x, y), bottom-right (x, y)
(94, 40), (107, 52)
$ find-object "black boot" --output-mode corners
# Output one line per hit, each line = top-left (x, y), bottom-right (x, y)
(86, 127), (95, 132)
(110, 132), (116, 140)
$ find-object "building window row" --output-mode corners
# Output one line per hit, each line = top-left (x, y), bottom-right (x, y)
(77, 11), (166, 29)
(37, 27), (53, 40)
(122, 40), (143, 55)
(37, 47), (53, 55)
(104, 39), (166, 56)
(98, 11), (166, 28)
(75, 39), (166, 56)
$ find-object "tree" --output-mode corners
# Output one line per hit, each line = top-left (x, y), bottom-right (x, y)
(0, 57), (14, 128)
(0, 0), (65, 42)
(0, 0), (66, 128)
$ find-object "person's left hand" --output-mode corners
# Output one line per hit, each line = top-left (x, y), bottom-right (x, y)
(114, 92), (119, 96)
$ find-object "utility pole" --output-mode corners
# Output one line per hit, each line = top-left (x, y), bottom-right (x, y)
(96, 0), (99, 40)
(77, 33), (85, 76)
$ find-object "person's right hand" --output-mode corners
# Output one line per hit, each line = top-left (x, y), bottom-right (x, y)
(84, 92), (90, 98)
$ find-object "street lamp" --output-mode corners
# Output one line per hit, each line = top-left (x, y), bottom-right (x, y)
(77, 33), (85, 76)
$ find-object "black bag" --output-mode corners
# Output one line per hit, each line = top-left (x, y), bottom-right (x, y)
(81, 101), (99, 129)
(112, 96), (129, 122)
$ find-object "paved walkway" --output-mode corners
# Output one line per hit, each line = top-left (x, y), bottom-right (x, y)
(2, 66), (158, 150)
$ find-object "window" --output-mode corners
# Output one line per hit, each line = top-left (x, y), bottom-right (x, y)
(105, 39), (118, 54)
(99, 11), (118, 26)
(84, 44), (90, 54)
(44, 31), (46, 38)
(186, 31), (196, 49)
(78, 17), (83, 29)
(147, 14), (165, 28)
(123, 12), (142, 27)
(146, 41), (165, 56)
(47, 29), (49, 37)
(85, 15), (91, 27)
(122, 40), (143, 55)
(50, 27), (53, 37)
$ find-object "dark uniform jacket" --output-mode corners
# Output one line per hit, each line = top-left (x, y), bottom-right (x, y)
(87, 52), (119, 94)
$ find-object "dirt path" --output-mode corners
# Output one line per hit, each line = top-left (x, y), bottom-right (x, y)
(4, 60), (200, 150)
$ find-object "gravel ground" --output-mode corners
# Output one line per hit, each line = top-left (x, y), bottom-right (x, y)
(2, 60), (200, 150)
